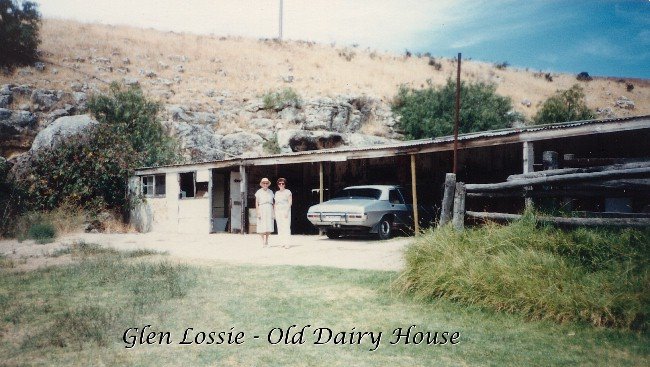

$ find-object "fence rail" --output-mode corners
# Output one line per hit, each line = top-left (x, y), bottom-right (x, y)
(439, 160), (650, 230)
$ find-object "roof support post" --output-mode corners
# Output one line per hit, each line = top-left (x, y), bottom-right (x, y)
(239, 165), (247, 234)
(410, 154), (420, 235)
(319, 162), (324, 203)
(318, 162), (324, 235)
(523, 141), (534, 208)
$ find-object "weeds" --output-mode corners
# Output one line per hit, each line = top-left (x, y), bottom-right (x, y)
(27, 222), (57, 244)
(50, 241), (164, 258)
(262, 88), (301, 111)
(396, 216), (649, 331)
(1, 245), (193, 353)
(0, 254), (14, 268)
(12, 206), (85, 241)
(263, 134), (281, 154)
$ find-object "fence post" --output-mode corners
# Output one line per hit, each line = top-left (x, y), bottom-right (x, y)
(439, 173), (456, 226)
(452, 182), (466, 231)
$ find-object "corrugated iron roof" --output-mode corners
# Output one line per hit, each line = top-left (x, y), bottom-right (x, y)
(137, 115), (650, 172)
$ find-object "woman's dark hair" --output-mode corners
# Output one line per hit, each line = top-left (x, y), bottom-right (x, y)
(277, 178), (287, 184)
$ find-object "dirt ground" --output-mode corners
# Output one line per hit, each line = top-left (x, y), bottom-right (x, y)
(0, 232), (412, 272)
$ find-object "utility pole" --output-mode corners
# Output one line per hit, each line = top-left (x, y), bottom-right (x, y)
(279, 0), (283, 40)
(453, 52), (461, 174)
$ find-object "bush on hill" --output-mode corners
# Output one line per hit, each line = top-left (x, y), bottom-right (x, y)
(533, 84), (595, 125)
(392, 79), (522, 139)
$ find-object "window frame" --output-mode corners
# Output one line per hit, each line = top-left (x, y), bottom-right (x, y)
(141, 174), (166, 198)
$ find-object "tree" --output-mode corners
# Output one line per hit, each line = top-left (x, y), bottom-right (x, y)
(0, 0), (41, 67)
(88, 82), (180, 167)
(533, 84), (595, 125)
(392, 79), (521, 139)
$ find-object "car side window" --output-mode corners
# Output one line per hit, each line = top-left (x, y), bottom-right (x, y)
(389, 189), (404, 204)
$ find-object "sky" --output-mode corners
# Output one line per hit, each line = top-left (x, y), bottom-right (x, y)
(35, 0), (650, 78)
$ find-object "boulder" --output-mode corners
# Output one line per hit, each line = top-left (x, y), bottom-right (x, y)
(30, 114), (98, 152)
(171, 121), (224, 161)
(31, 89), (59, 110)
(278, 131), (343, 152)
(615, 96), (635, 110)
(0, 94), (11, 108)
(0, 109), (38, 156)
(0, 108), (37, 127)
(344, 133), (395, 147)
(249, 118), (275, 130)
(221, 132), (264, 156)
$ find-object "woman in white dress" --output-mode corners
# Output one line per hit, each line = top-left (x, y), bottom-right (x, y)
(274, 178), (292, 248)
(255, 177), (274, 247)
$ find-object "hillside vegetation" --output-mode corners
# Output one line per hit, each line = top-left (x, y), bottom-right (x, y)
(2, 19), (648, 120)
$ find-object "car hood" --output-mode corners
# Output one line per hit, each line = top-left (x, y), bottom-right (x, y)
(308, 199), (377, 213)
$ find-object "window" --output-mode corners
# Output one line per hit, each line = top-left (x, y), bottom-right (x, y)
(332, 188), (381, 200)
(141, 174), (166, 198)
(179, 172), (195, 199)
(389, 189), (404, 204)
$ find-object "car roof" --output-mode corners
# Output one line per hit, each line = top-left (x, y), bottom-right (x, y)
(342, 185), (402, 190)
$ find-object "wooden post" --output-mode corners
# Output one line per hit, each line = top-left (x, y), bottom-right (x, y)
(452, 182), (466, 231)
(523, 141), (534, 208)
(523, 141), (534, 174)
(410, 155), (420, 235)
(439, 173), (456, 226)
(239, 165), (247, 234)
(319, 162), (324, 203)
(318, 161), (324, 235)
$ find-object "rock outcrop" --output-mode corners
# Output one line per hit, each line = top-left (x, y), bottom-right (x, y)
(0, 83), (401, 166)
(30, 114), (98, 152)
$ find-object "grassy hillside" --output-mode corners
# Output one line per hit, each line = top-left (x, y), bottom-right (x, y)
(1, 19), (648, 120)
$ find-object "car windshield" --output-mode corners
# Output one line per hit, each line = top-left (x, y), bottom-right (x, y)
(331, 188), (382, 200)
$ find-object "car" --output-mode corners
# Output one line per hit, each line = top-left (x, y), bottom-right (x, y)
(306, 185), (417, 240)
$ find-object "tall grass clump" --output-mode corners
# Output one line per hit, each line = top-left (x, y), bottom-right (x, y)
(27, 222), (56, 244)
(262, 88), (302, 110)
(397, 215), (649, 331)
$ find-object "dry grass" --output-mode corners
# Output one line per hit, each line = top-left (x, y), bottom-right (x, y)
(1, 19), (648, 119)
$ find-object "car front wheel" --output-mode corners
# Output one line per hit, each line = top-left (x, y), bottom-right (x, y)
(377, 218), (392, 240)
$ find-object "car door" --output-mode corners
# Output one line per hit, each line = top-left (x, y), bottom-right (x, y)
(388, 189), (409, 225)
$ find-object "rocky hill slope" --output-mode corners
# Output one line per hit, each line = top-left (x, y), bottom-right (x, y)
(1, 19), (648, 163)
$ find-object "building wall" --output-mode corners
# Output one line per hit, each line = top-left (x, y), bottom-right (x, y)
(130, 170), (211, 233)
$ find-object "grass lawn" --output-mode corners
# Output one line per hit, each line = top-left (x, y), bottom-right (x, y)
(0, 247), (648, 366)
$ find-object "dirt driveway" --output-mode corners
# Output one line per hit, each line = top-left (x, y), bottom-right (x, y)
(0, 232), (413, 271)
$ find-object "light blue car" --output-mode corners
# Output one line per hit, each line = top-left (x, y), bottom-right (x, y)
(307, 185), (416, 240)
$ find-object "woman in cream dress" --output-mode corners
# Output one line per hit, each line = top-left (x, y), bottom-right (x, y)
(274, 178), (292, 248)
(255, 177), (274, 247)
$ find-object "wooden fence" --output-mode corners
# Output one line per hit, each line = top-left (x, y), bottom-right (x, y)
(439, 161), (650, 230)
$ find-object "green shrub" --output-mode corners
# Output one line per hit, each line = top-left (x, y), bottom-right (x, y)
(262, 88), (301, 110)
(397, 216), (649, 330)
(88, 82), (180, 167)
(21, 83), (180, 215)
(263, 134), (281, 154)
(27, 222), (56, 244)
(393, 79), (522, 139)
(533, 84), (595, 124)
(0, 0), (41, 68)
